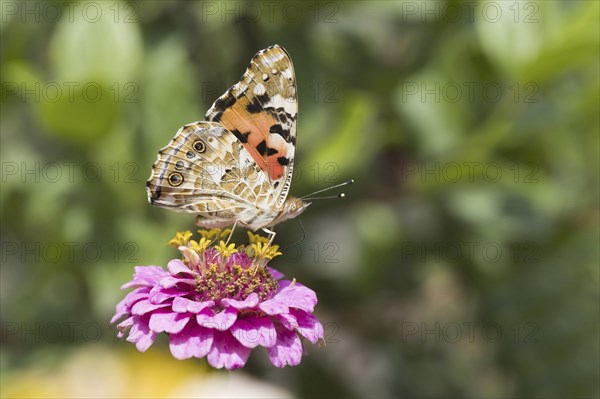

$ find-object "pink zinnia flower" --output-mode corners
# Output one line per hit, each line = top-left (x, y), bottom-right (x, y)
(111, 230), (324, 370)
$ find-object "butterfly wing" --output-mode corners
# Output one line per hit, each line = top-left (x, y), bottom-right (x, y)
(204, 44), (297, 210)
(146, 121), (273, 227)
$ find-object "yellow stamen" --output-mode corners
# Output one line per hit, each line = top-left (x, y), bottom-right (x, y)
(250, 242), (282, 260)
(188, 237), (210, 255)
(168, 230), (193, 247)
(216, 240), (238, 258)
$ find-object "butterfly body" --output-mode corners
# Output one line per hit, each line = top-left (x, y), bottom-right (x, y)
(146, 45), (309, 231)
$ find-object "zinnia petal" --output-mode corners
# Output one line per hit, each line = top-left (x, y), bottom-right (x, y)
(197, 307), (238, 331)
(131, 299), (170, 315)
(159, 275), (196, 289)
(169, 323), (214, 359)
(276, 281), (318, 312)
(276, 312), (298, 330)
(124, 287), (151, 307)
(111, 293), (134, 324)
(172, 297), (214, 314)
(111, 307), (127, 324)
(148, 286), (189, 304)
(268, 267), (285, 280)
(267, 326), (303, 368)
(117, 316), (135, 331)
(221, 293), (259, 310)
(149, 311), (191, 334)
(291, 309), (324, 344)
(126, 315), (157, 352)
(231, 316), (277, 348)
(122, 266), (168, 288)
(259, 298), (289, 315)
(167, 259), (198, 276)
(207, 331), (251, 370)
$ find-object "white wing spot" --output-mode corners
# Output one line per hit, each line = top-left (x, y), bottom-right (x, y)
(271, 52), (285, 62)
(271, 68), (277, 74)
(254, 83), (266, 95)
(267, 94), (296, 115)
(262, 73), (268, 81)
(207, 164), (222, 185)
(210, 126), (224, 137)
(282, 68), (293, 81)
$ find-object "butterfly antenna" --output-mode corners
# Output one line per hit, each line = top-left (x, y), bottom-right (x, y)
(302, 194), (346, 201)
(300, 179), (354, 200)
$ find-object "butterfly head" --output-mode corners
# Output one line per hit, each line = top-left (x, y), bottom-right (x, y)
(276, 197), (310, 225)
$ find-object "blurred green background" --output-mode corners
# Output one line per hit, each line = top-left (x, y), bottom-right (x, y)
(1, 1), (598, 398)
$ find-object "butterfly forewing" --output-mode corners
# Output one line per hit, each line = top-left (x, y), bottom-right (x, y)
(205, 44), (297, 209)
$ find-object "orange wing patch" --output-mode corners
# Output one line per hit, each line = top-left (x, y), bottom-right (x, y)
(219, 96), (289, 180)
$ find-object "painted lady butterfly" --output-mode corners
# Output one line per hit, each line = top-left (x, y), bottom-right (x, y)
(146, 45), (308, 236)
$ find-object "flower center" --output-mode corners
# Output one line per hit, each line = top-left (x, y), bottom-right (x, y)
(194, 262), (278, 302)
(170, 229), (284, 303)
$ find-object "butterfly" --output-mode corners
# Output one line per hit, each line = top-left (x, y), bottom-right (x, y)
(146, 45), (310, 238)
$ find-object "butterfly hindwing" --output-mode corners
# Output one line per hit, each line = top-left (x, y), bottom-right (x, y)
(146, 121), (273, 226)
(205, 44), (297, 209)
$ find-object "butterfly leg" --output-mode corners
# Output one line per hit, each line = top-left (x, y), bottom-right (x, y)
(225, 220), (238, 245)
(250, 227), (277, 274)
(262, 227), (277, 248)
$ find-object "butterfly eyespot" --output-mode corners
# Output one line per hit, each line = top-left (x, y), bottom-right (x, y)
(175, 160), (185, 170)
(168, 172), (184, 186)
(193, 140), (206, 153)
(186, 151), (195, 159)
